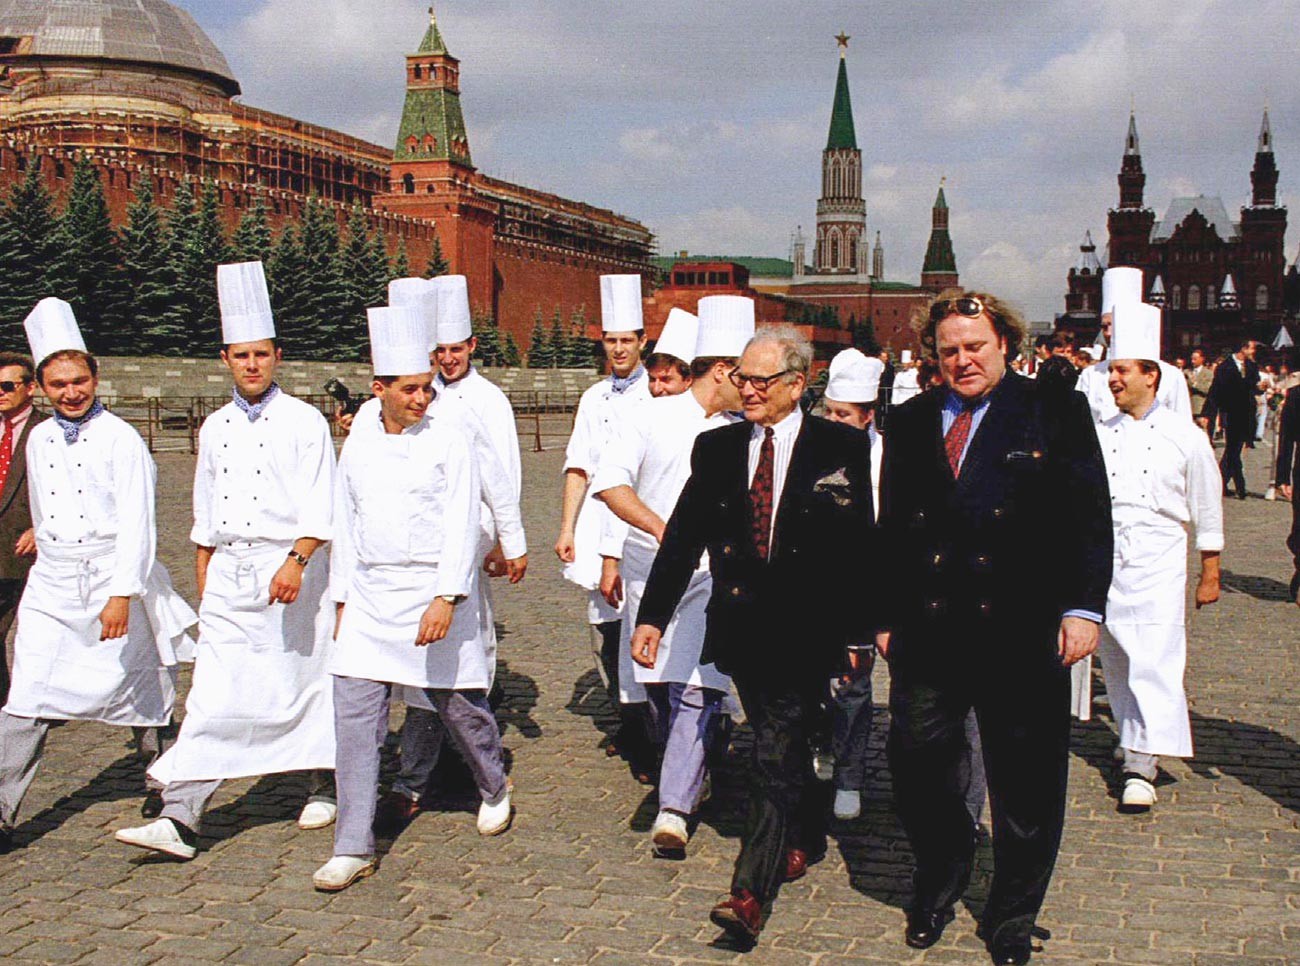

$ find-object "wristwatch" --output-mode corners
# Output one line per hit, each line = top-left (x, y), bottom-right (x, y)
(439, 594), (465, 605)
(286, 550), (309, 567)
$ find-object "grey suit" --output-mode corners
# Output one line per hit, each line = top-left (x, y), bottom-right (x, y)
(0, 407), (46, 706)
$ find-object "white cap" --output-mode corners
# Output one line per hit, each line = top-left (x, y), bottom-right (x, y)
(431, 275), (473, 344)
(825, 348), (885, 404)
(24, 298), (86, 364)
(1101, 266), (1144, 315)
(694, 295), (755, 358)
(1110, 302), (1162, 363)
(388, 277), (439, 351)
(218, 261), (276, 344)
(900, 349), (913, 365)
(368, 306), (432, 376)
(652, 308), (699, 364)
(600, 274), (643, 333)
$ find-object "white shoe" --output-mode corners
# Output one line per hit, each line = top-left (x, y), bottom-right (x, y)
(651, 810), (689, 852)
(477, 790), (512, 836)
(833, 789), (861, 820)
(1121, 776), (1157, 812)
(115, 818), (197, 861)
(813, 751), (835, 782)
(312, 855), (375, 892)
(297, 797), (338, 830)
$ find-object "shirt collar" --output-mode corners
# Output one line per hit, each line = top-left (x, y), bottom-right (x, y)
(3, 402), (33, 429)
(753, 404), (803, 441)
(232, 382), (280, 422)
(52, 399), (105, 444)
(609, 365), (646, 395)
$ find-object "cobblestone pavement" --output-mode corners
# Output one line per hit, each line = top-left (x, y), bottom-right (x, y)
(0, 442), (1296, 965)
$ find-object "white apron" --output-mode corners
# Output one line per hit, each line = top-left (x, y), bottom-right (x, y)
(1097, 518), (1193, 757)
(5, 540), (180, 727)
(149, 540), (335, 783)
(623, 545), (729, 693)
(331, 563), (489, 691)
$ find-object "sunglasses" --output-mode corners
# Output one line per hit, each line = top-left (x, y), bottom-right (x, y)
(0, 380), (30, 393)
(929, 296), (986, 322)
(728, 367), (793, 391)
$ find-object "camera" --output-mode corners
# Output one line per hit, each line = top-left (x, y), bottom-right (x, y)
(323, 378), (365, 416)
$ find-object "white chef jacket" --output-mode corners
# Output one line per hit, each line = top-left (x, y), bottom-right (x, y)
(1077, 360), (1192, 426)
(891, 369), (921, 407)
(191, 392), (334, 547)
(1096, 400), (1223, 757)
(329, 416), (485, 689)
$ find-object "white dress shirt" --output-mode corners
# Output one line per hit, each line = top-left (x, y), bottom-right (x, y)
(747, 406), (803, 549)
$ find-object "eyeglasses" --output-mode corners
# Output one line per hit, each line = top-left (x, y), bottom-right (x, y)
(728, 367), (793, 391)
(0, 380), (30, 393)
(929, 296), (986, 322)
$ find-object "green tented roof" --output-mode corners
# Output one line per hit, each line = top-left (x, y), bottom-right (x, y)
(923, 231), (957, 274)
(934, 185), (948, 210)
(826, 58), (857, 150)
(395, 87), (472, 165)
(418, 19), (449, 55)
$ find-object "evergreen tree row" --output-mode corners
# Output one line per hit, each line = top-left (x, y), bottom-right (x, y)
(526, 306), (597, 368)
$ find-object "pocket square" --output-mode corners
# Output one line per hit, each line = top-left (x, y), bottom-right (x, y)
(813, 468), (853, 506)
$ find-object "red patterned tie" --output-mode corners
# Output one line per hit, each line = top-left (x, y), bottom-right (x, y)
(0, 417), (12, 493)
(944, 406), (973, 477)
(749, 427), (775, 560)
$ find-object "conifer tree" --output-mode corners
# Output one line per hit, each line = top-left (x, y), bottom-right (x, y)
(527, 309), (551, 368)
(337, 205), (388, 360)
(472, 310), (504, 367)
(164, 181), (201, 338)
(502, 332), (522, 368)
(0, 160), (62, 346)
(423, 225), (449, 278)
(546, 308), (567, 369)
(120, 175), (185, 355)
(51, 155), (129, 351)
(268, 222), (308, 355)
(390, 235), (411, 280)
(296, 197), (347, 356)
(189, 180), (231, 338)
(231, 196), (273, 264)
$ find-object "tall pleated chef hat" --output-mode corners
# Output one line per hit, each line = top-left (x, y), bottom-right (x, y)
(1109, 301), (1162, 363)
(388, 277), (439, 351)
(217, 261), (276, 344)
(1101, 266), (1144, 316)
(24, 297), (86, 364)
(368, 305), (432, 376)
(430, 275), (473, 344)
(600, 274), (643, 333)
(825, 348), (885, 404)
(694, 295), (755, 358)
(652, 308), (699, 364)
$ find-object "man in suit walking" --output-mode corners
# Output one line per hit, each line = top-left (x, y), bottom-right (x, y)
(876, 291), (1112, 964)
(633, 325), (876, 944)
(1275, 382), (1300, 602)
(0, 351), (45, 706)
(1208, 338), (1260, 499)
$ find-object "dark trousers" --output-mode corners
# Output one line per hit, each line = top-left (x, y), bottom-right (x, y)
(1289, 470), (1300, 597)
(887, 657), (1070, 945)
(0, 578), (24, 708)
(1220, 419), (1251, 495)
(730, 671), (830, 914)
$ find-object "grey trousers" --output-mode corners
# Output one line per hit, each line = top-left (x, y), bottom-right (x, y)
(333, 676), (507, 857)
(391, 704), (440, 802)
(646, 683), (725, 815)
(0, 711), (171, 829)
(1122, 748), (1159, 781)
(160, 770), (335, 832)
(830, 671), (875, 793)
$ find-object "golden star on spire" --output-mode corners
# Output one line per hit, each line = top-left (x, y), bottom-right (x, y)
(835, 31), (851, 55)
(429, 3), (437, 25)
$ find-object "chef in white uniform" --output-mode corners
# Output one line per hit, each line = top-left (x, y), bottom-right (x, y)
(1076, 267), (1192, 424)
(315, 305), (506, 892)
(0, 299), (195, 851)
(556, 275), (654, 771)
(117, 262), (337, 862)
(890, 350), (921, 407)
(593, 296), (749, 854)
(1098, 300), (1223, 813)
(643, 308), (699, 398)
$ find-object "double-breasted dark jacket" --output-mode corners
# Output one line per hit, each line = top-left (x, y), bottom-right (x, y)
(876, 374), (1112, 678)
(0, 408), (47, 582)
(637, 415), (875, 686)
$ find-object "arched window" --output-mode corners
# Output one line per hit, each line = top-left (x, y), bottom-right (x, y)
(412, 64), (423, 80)
(1187, 285), (1201, 310)
(1206, 285), (1216, 309)
(405, 135), (418, 153)
(1256, 285), (1269, 311)
(402, 173), (415, 195)
(1171, 285), (1182, 310)
(423, 134), (436, 152)
(848, 233), (859, 271)
(829, 229), (841, 268)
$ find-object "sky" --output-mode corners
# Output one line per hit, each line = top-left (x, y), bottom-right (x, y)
(177, 0), (1298, 322)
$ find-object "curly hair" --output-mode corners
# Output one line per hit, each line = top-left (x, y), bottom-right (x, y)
(913, 288), (1029, 362)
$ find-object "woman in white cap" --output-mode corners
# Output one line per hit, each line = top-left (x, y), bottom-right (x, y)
(316, 305), (506, 892)
(555, 274), (655, 776)
(591, 295), (749, 856)
(117, 262), (337, 861)
(0, 299), (195, 853)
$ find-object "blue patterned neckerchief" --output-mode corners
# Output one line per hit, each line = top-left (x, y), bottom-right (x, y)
(610, 365), (645, 395)
(232, 381), (281, 422)
(53, 399), (105, 444)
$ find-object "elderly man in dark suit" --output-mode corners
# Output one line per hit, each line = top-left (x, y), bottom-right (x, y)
(1208, 337), (1261, 499)
(876, 291), (1112, 965)
(633, 325), (876, 945)
(1275, 382), (1300, 602)
(0, 351), (45, 706)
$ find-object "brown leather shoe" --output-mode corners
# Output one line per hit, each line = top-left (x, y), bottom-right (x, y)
(709, 889), (764, 943)
(784, 848), (808, 882)
(373, 790), (421, 836)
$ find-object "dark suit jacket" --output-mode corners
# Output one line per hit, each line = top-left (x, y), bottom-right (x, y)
(876, 375), (1112, 676)
(1276, 386), (1300, 485)
(1208, 356), (1260, 432)
(637, 414), (875, 685)
(0, 407), (47, 581)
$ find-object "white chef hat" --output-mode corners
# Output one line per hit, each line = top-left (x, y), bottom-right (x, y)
(368, 305), (432, 376)
(825, 348), (885, 404)
(431, 275), (473, 344)
(24, 297), (87, 364)
(1101, 266), (1144, 316)
(900, 349), (913, 365)
(1109, 302), (1162, 363)
(694, 295), (755, 358)
(388, 277), (439, 350)
(652, 308), (699, 365)
(600, 275), (643, 333)
(218, 261), (276, 344)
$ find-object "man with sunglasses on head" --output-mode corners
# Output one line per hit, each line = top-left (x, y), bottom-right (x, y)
(0, 353), (45, 706)
(633, 322), (876, 946)
(875, 290), (1112, 964)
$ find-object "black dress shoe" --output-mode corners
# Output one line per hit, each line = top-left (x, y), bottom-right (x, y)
(989, 934), (1033, 964)
(905, 907), (954, 949)
(141, 791), (164, 819)
(0, 827), (13, 854)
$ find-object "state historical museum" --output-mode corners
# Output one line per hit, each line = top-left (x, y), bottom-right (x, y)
(0, 0), (653, 346)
